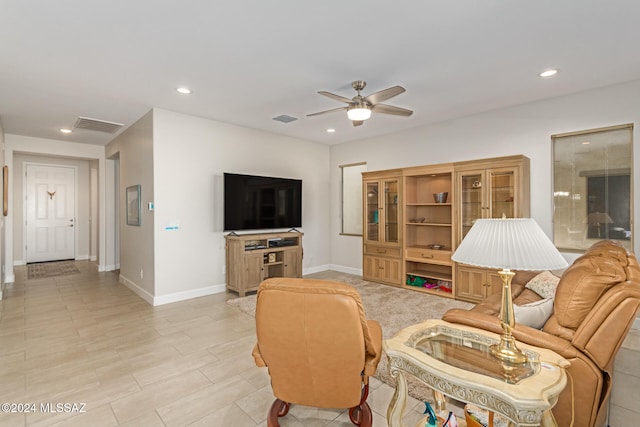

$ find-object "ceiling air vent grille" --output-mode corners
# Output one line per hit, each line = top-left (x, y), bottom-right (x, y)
(74, 116), (124, 134)
(272, 114), (298, 124)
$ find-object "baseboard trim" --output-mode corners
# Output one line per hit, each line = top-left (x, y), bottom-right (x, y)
(153, 284), (227, 306)
(321, 264), (362, 276)
(99, 264), (118, 272)
(119, 274), (227, 306)
(119, 275), (154, 305)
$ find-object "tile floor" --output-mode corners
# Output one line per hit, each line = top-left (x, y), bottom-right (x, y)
(0, 262), (429, 426)
(0, 261), (637, 426)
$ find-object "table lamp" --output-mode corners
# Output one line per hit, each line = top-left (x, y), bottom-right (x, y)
(587, 212), (614, 238)
(451, 218), (568, 364)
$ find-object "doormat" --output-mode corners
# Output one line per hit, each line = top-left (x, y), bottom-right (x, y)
(27, 260), (80, 279)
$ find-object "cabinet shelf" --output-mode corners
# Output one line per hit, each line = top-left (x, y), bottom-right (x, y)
(407, 222), (452, 227)
(403, 285), (455, 298)
(406, 202), (452, 207)
(406, 269), (453, 281)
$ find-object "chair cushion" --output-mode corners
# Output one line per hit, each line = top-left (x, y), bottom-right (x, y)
(514, 298), (554, 329)
(525, 271), (560, 299)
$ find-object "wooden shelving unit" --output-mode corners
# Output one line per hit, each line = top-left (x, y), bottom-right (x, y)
(362, 155), (530, 302)
(362, 169), (403, 286)
(225, 231), (303, 296)
(454, 155), (530, 302)
(402, 164), (455, 298)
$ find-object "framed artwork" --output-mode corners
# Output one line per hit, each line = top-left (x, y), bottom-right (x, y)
(126, 185), (141, 226)
(3, 165), (8, 216)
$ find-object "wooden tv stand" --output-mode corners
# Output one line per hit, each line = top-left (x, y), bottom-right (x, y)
(225, 231), (303, 296)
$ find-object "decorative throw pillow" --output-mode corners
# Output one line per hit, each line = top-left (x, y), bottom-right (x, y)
(513, 298), (554, 329)
(525, 271), (560, 299)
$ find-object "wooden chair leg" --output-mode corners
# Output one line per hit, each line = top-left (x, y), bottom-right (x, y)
(266, 399), (289, 427)
(348, 401), (373, 426)
(348, 383), (373, 426)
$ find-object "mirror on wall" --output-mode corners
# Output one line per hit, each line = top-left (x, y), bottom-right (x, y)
(552, 124), (633, 252)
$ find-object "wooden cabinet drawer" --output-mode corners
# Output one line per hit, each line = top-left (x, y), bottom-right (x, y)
(364, 245), (401, 258)
(405, 247), (451, 264)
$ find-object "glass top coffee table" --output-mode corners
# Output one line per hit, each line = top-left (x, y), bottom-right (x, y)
(383, 319), (569, 427)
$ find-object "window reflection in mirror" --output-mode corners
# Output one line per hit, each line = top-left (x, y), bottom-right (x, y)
(552, 124), (633, 251)
(340, 162), (367, 236)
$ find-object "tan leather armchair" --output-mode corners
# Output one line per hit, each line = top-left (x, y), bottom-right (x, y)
(443, 240), (640, 427)
(252, 277), (383, 426)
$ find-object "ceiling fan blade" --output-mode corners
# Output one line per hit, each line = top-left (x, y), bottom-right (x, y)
(352, 120), (364, 127)
(306, 106), (347, 117)
(363, 86), (405, 105)
(318, 91), (353, 104)
(371, 103), (413, 116)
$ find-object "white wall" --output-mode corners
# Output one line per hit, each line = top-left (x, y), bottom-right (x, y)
(152, 108), (331, 303)
(0, 121), (5, 297)
(106, 111), (155, 300)
(330, 79), (640, 272)
(4, 135), (107, 281)
(12, 154), (91, 264)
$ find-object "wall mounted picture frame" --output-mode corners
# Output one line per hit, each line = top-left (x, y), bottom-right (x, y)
(126, 184), (141, 226)
(3, 165), (8, 216)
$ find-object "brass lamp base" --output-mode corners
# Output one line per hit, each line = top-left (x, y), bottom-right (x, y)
(490, 336), (528, 365)
(491, 269), (528, 365)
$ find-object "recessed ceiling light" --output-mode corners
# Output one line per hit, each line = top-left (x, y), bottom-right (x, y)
(539, 69), (559, 78)
(60, 128), (72, 134)
(326, 128), (336, 133)
(582, 141), (591, 145)
(176, 87), (192, 94)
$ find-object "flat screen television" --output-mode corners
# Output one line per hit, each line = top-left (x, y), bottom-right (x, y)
(224, 173), (302, 231)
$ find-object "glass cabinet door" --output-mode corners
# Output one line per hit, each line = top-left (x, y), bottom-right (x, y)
(365, 181), (379, 241)
(460, 172), (483, 240)
(489, 170), (515, 219)
(383, 179), (399, 243)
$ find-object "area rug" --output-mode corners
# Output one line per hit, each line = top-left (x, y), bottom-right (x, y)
(27, 260), (81, 279)
(227, 270), (474, 402)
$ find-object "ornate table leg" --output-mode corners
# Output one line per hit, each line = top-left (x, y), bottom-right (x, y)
(387, 363), (408, 427)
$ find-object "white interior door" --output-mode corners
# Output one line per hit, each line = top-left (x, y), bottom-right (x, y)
(26, 164), (76, 263)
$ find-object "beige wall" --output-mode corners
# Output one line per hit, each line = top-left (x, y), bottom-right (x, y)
(329, 78), (640, 272)
(151, 108), (331, 303)
(0, 121), (5, 296)
(12, 154), (91, 264)
(105, 111), (155, 300)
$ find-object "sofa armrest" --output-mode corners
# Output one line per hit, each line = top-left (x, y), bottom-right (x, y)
(364, 319), (383, 378)
(442, 309), (580, 359)
(252, 343), (267, 367)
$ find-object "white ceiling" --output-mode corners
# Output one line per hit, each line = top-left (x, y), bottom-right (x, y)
(2, 1), (640, 147)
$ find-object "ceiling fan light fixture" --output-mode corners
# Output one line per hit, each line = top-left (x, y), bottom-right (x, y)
(347, 105), (371, 121)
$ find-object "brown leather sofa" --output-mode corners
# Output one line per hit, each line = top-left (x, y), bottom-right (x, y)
(443, 240), (640, 427)
(252, 277), (383, 426)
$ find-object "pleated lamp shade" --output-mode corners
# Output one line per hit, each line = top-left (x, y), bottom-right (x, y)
(452, 218), (568, 271)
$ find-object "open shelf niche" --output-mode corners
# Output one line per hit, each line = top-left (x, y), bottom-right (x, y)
(403, 164), (455, 297)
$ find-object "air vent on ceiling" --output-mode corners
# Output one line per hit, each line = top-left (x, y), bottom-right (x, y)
(272, 114), (298, 124)
(74, 116), (124, 134)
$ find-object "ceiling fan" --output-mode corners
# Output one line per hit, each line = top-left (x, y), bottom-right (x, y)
(307, 80), (413, 126)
